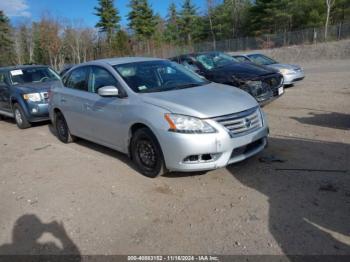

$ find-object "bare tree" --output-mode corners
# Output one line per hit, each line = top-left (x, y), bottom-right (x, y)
(80, 28), (97, 62)
(207, 0), (216, 50)
(13, 30), (22, 65)
(39, 15), (63, 70)
(325, 0), (336, 40)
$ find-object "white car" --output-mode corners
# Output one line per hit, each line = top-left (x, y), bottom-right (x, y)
(233, 53), (305, 85)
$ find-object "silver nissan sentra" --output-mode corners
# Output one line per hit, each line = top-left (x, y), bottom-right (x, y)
(49, 57), (269, 177)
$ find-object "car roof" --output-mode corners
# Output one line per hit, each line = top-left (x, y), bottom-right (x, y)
(236, 53), (265, 57)
(86, 57), (166, 66)
(170, 51), (226, 59)
(0, 65), (49, 71)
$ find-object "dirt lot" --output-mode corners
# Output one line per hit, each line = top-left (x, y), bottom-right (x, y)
(0, 59), (349, 256)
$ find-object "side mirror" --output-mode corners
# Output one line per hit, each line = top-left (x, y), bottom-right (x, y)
(98, 86), (119, 97)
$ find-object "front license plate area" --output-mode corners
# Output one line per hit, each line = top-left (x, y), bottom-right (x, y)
(278, 86), (284, 95)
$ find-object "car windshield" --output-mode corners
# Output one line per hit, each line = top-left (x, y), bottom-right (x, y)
(195, 52), (238, 70)
(113, 60), (209, 93)
(10, 67), (60, 85)
(247, 54), (278, 65)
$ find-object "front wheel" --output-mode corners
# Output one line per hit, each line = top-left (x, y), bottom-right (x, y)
(130, 128), (167, 178)
(13, 103), (31, 129)
(55, 112), (76, 143)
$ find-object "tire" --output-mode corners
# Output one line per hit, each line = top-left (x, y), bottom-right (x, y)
(55, 111), (76, 143)
(13, 103), (31, 129)
(130, 128), (167, 178)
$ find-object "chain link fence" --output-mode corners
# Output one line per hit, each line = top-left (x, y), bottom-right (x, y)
(135, 22), (350, 58)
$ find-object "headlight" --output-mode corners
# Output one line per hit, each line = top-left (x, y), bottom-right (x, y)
(245, 80), (263, 88)
(23, 93), (42, 102)
(164, 114), (216, 133)
(258, 108), (265, 125)
(279, 69), (292, 74)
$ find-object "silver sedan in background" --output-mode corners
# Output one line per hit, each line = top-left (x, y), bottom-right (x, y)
(233, 53), (305, 85)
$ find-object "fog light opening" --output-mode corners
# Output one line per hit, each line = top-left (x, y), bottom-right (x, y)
(184, 155), (199, 162)
(201, 154), (212, 161)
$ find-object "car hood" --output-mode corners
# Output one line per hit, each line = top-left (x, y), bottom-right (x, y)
(211, 62), (278, 80)
(15, 80), (62, 93)
(267, 63), (301, 71)
(141, 83), (258, 118)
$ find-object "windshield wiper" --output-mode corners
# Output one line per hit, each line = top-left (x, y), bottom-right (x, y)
(173, 83), (205, 90)
(138, 83), (206, 93)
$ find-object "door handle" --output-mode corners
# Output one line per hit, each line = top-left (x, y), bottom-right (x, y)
(60, 98), (67, 103)
(84, 103), (92, 111)
(92, 106), (104, 112)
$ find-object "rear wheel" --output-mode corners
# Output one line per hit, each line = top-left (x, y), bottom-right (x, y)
(131, 128), (167, 178)
(55, 111), (76, 143)
(13, 103), (31, 129)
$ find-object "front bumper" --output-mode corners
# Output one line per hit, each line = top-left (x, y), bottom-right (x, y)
(157, 118), (269, 172)
(282, 70), (305, 85)
(25, 102), (50, 122)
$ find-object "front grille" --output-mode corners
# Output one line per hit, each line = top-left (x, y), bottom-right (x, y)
(41, 92), (49, 102)
(213, 107), (262, 136)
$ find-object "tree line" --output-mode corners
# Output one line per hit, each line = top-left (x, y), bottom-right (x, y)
(0, 0), (349, 69)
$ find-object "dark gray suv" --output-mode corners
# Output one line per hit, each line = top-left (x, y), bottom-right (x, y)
(0, 65), (61, 129)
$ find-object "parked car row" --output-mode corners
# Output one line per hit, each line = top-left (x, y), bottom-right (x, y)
(232, 53), (305, 85)
(170, 52), (285, 105)
(0, 53), (303, 177)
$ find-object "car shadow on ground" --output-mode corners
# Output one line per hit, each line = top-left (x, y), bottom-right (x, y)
(291, 112), (350, 130)
(48, 123), (153, 178)
(0, 214), (80, 260)
(48, 123), (211, 179)
(227, 136), (350, 256)
(162, 171), (208, 178)
(0, 116), (50, 128)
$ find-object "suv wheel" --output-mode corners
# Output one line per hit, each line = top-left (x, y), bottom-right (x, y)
(55, 112), (76, 143)
(131, 128), (167, 178)
(13, 103), (31, 129)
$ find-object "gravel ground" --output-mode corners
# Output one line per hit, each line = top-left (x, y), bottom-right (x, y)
(0, 59), (349, 256)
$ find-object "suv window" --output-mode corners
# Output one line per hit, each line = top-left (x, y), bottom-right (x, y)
(66, 67), (89, 91)
(0, 71), (9, 86)
(90, 66), (118, 93)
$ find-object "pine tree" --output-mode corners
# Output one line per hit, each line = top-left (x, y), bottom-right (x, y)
(112, 29), (133, 56)
(32, 22), (44, 64)
(94, 0), (121, 44)
(0, 10), (14, 66)
(164, 2), (180, 44)
(128, 0), (157, 41)
(178, 0), (198, 45)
